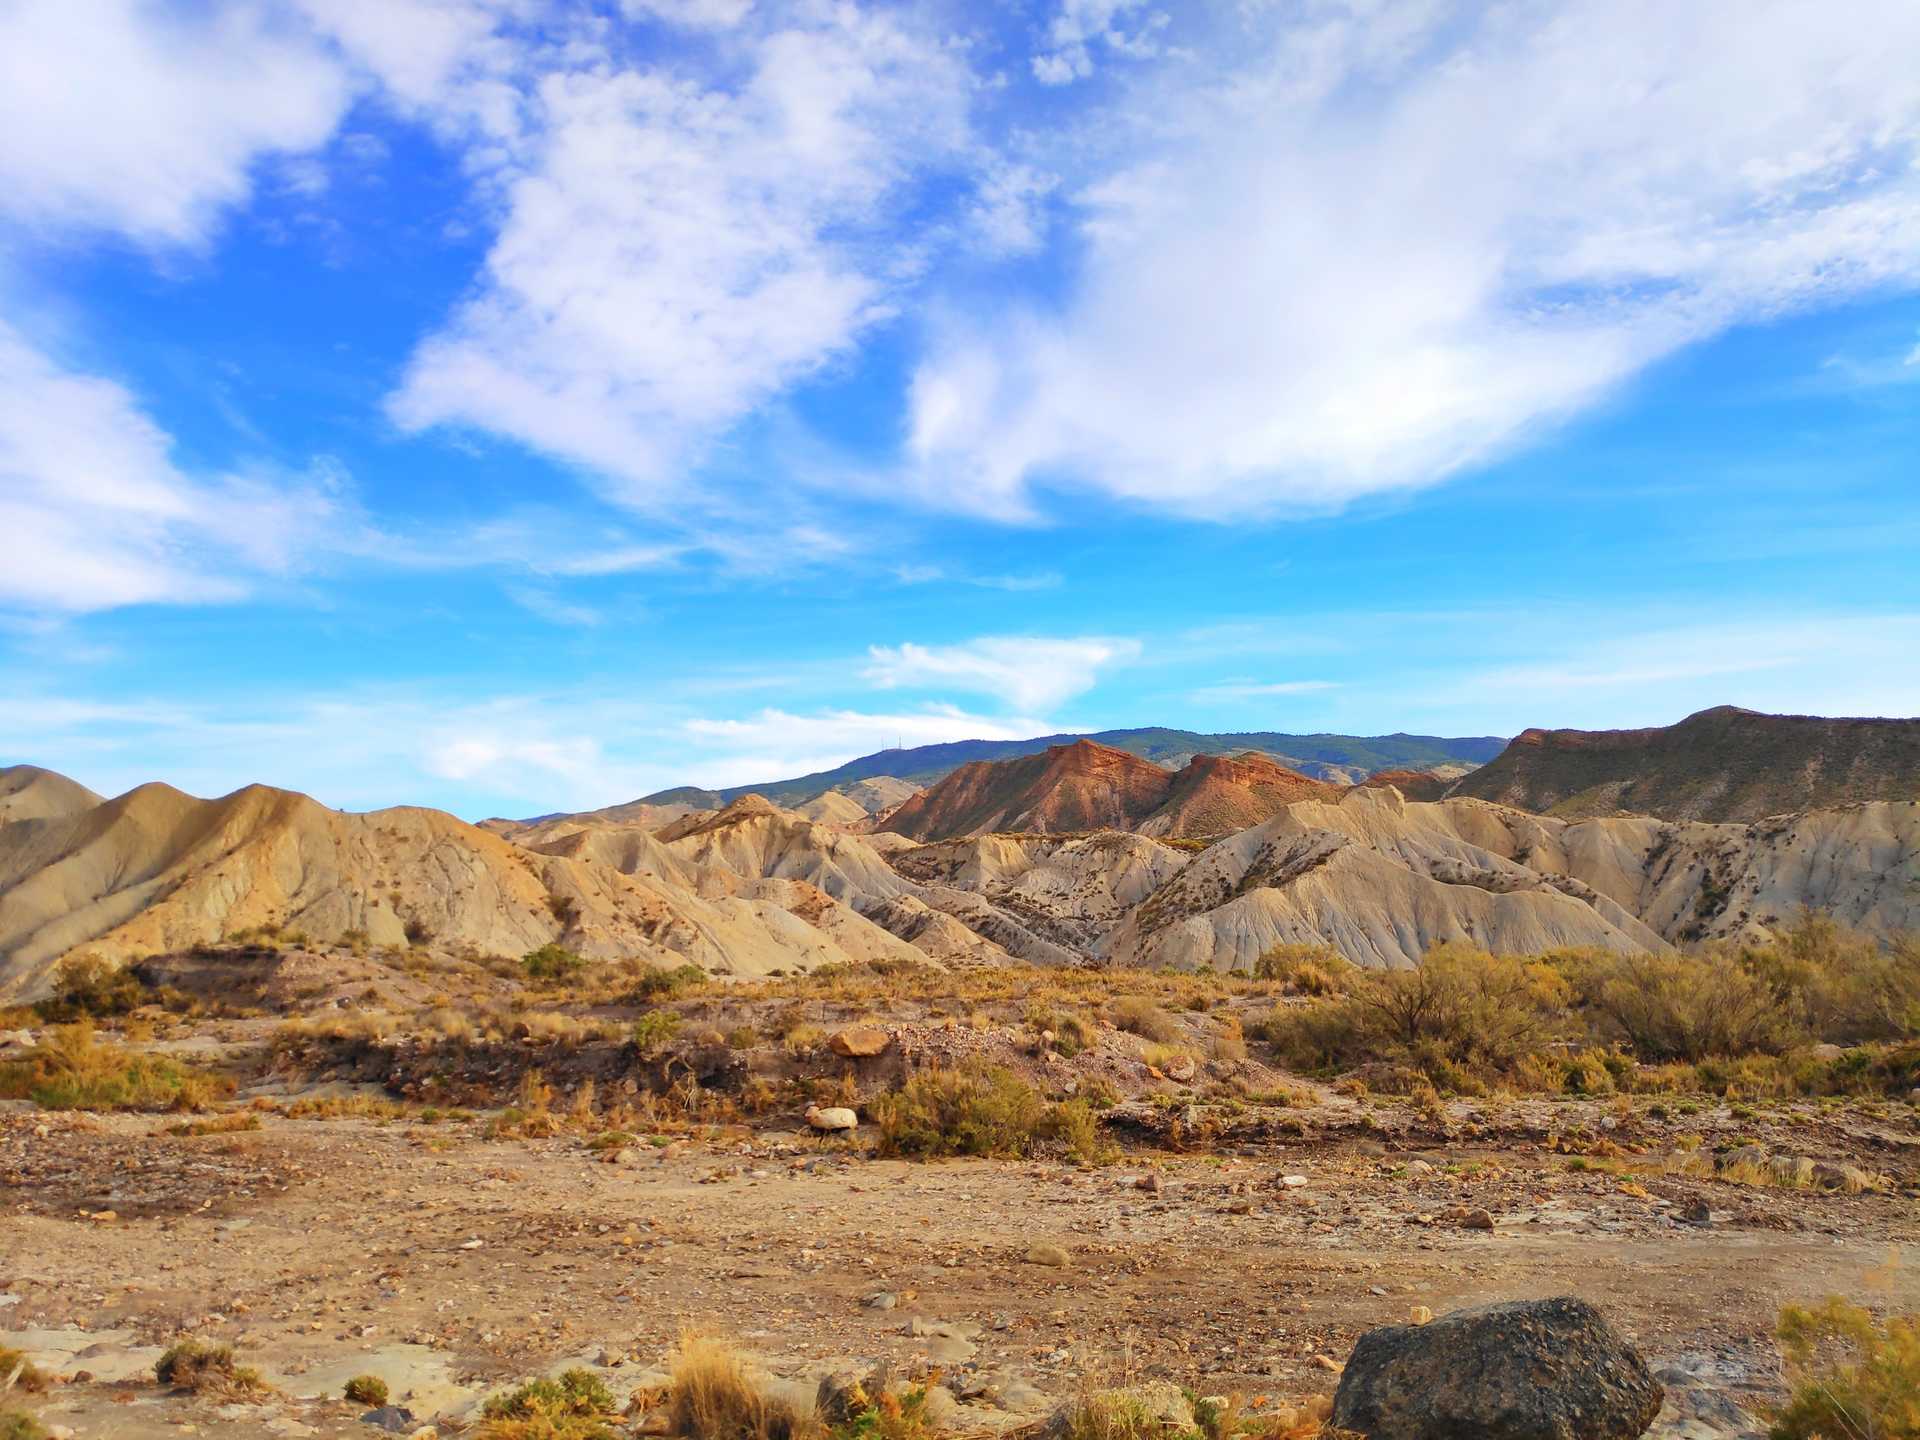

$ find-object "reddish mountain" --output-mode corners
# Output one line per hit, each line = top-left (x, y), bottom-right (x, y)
(1139, 752), (1333, 836)
(880, 740), (1335, 842)
(881, 740), (1171, 841)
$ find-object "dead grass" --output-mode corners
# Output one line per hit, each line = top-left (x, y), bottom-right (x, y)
(0, 1347), (46, 1394)
(167, 1111), (262, 1137)
(667, 1334), (818, 1440)
(154, 1339), (270, 1399)
(1773, 1297), (1920, 1440)
(1110, 997), (1183, 1044)
(0, 1023), (219, 1112)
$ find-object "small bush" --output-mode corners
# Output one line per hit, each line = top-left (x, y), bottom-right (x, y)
(872, 1064), (1047, 1158)
(1110, 997), (1182, 1044)
(155, 1339), (269, 1399)
(1267, 944), (1568, 1087)
(0, 1412), (47, 1440)
(631, 963), (707, 1000)
(523, 944), (587, 984)
(345, 1374), (390, 1406)
(1773, 1297), (1920, 1439)
(1254, 944), (1353, 994)
(632, 1011), (683, 1053)
(668, 1334), (815, 1440)
(0, 1023), (218, 1112)
(479, 1368), (619, 1439)
(872, 1063), (1110, 1161)
(35, 953), (148, 1020)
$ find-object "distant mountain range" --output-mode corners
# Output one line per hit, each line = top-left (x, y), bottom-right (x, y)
(1449, 705), (1920, 822)
(636, 726), (1508, 810)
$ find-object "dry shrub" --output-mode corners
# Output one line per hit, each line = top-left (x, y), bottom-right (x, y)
(478, 1368), (619, 1440)
(344, 1374), (390, 1406)
(1110, 997), (1182, 1044)
(0, 1347), (46, 1393)
(0, 1412), (47, 1440)
(166, 1111), (261, 1137)
(1564, 951), (1794, 1062)
(154, 1339), (269, 1399)
(1266, 945), (1567, 1087)
(1773, 1297), (1920, 1439)
(1253, 945), (1353, 996)
(873, 1064), (1046, 1159)
(1211, 1017), (1248, 1064)
(0, 1023), (218, 1112)
(667, 1334), (816, 1440)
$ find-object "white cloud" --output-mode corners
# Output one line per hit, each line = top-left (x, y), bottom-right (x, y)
(1031, 0), (1160, 86)
(622, 0), (755, 30)
(681, 705), (1046, 788)
(0, 322), (354, 613)
(389, 3), (973, 504)
(0, 0), (349, 247)
(863, 635), (1138, 713)
(504, 585), (603, 627)
(914, 0), (1920, 518)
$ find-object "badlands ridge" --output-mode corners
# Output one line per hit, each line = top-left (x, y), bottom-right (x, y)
(3, 735), (1915, 998)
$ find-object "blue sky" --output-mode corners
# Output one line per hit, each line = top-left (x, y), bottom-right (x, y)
(2, 0), (1918, 818)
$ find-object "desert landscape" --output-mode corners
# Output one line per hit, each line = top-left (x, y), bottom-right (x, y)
(7, 3), (1920, 1436)
(6, 709), (1920, 1440)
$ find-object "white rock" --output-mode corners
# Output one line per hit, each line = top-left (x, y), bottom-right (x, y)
(806, 1105), (858, 1132)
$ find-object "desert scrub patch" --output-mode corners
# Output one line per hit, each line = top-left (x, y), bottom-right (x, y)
(33, 953), (156, 1021)
(1773, 1297), (1920, 1440)
(523, 943), (588, 984)
(344, 1374), (390, 1406)
(631, 1010), (684, 1052)
(630, 963), (709, 1001)
(667, 1334), (816, 1440)
(1028, 1005), (1100, 1056)
(479, 1368), (619, 1439)
(155, 1339), (269, 1399)
(1109, 996), (1183, 1044)
(167, 1110), (261, 1137)
(826, 1379), (944, 1440)
(0, 1023), (219, 1112)
(872, 1063), (1115, 1161)
(0, 1412), (47, 1440)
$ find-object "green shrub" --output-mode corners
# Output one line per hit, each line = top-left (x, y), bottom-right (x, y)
(1773, 1297), (1920, 1439)
(345, 1374), (390, 1406)
(1267, 944), (1568, 1084)
(523, 944), (587, 984)
(479, 1368), (619, 1439)
(0, 1411), (47, 1440)
(631, 1010), (683, 1053)
(873, 1063), (1109, 1161)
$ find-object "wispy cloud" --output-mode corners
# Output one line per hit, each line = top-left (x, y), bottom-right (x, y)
(504, 585), (603, 628)
(911, 0), (1920, 518)
(864, 635), (1139, 713)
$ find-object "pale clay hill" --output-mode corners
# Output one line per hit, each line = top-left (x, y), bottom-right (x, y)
(2, 762), (1917, 997)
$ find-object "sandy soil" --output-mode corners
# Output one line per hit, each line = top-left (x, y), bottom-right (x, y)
(7, 1085), (1919, 1439)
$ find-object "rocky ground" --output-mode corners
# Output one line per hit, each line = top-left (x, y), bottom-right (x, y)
(6, 1064), (1920, 1439)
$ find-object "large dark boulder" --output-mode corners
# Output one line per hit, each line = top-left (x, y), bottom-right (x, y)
(1331, 1296), (1664, 1440)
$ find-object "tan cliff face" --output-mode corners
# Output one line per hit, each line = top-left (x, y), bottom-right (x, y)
(3, 766), (1914, 996)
